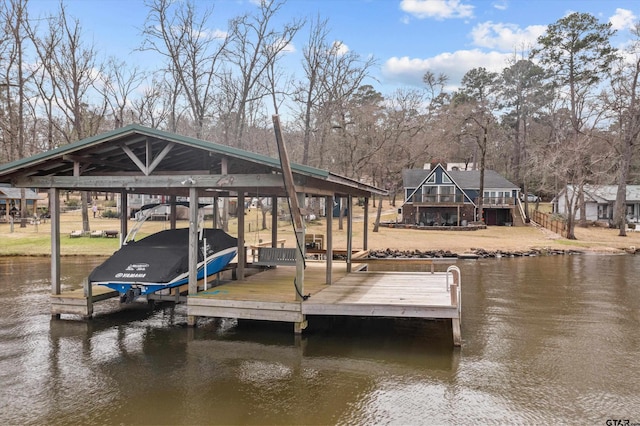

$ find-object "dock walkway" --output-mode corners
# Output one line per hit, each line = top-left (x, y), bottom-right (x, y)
(188, 261), (462, 345)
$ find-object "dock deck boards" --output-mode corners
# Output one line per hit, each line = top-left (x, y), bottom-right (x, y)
(188, 261), (462, 342)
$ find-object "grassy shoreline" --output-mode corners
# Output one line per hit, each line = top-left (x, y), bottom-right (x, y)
(2, 206), (639, 257)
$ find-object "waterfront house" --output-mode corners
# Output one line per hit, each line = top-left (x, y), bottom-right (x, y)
(553, 184), (640, 224)
(401, 163), (520, 226)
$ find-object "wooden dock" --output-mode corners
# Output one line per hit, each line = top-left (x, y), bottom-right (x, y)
(50, 260), (462, 345)
(51, 285), (119, 318)
(188, 261), (462, 345)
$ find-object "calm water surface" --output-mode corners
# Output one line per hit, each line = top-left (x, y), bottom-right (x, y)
(1, 255), (639, 425)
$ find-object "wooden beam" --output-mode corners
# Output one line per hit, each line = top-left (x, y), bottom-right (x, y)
(149, 142), (175, 174)
(272, 115), (305, 308)
(272, 115), (304, 231)
(15, 174), (294, 190)
(121, 143), (147, 175)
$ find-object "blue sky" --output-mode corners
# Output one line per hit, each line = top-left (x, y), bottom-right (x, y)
(27, 0), (640, 94)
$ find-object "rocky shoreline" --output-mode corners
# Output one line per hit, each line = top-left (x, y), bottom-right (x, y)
(366, 247), (584, 259)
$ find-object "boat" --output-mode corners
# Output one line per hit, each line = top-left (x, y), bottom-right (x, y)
(88, 204), (238, 303)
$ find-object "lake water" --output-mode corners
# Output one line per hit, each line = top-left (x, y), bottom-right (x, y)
(1, 255), (639, 425)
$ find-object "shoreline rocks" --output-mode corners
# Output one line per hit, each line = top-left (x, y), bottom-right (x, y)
(366, 247), (583, 259)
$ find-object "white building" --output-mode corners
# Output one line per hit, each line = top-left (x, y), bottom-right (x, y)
(553, 184), (640, 224)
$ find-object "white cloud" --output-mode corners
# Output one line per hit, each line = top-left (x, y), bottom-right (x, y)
(609, 8), (636, 31)
(382, 49), (512, 89)
(332, 41), (349, 56)
(400, 0), (474, 20)
(470, 21), (546, 51)
(492, 0), (508, 11)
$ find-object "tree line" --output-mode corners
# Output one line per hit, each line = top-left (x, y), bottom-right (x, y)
(1, 0), (639, 239)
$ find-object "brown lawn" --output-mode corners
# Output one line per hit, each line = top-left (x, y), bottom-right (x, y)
(1, 201), (639, 256)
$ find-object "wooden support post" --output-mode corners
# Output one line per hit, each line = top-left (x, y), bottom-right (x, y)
(325, 195), (333, 285)
(363, 197), (368, 251)
(187, 187), (198, 327)
(346, 195), (353, 273)
(271, 196), (278, 247)
(452, 317), (461, 346)
(294, 319), (308, 334)
(170, 195), (177, 229)
(120, 190), (128, 246)
(449, 265), (462, 346)
(84, 279), (93, 320)
(295, 193), (305, 302)
(237, 192), (245, 280)
(212, 196), (218, 228)
(450, 282), (461, 345)
(50, 188), (61, 319)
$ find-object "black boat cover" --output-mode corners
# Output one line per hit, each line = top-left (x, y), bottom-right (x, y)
(89, 228), (237, 284)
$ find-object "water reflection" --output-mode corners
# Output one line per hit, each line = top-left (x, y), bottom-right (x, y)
(0, 255), (639, 424)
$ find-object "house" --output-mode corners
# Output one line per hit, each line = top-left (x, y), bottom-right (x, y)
(0, 184), (42, 221)
(553, 184), (640, 224)
(401, 163), (520, 226)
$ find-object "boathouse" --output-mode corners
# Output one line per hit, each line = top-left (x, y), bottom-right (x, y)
(0, 123), (462, 345)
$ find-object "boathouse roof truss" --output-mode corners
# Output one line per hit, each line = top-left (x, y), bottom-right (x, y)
(0, 124), (385, 199)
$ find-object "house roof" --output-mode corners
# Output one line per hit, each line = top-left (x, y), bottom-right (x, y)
(580, 185), (640, 202)
(0, 124), (385, 198)
(0, 185), (40, 200)
(402, 167), (519, 191)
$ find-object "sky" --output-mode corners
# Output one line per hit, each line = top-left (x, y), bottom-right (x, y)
(25, 0), (640, 95)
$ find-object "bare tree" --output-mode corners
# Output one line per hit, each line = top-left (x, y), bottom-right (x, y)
(223, 0), (303, 149)
(101, 57), (145, 128)
(31, 4), (107, 232)
(141, 0), (229, 138)
(130, 75), (172, 129)
(606, 24), (640, 236)
(318, 41), (376, 170)
(0, 0), (30, 163)
(294, 15), (330, 165)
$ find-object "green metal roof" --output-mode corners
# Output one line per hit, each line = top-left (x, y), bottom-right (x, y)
(0, 124), (385, 197)
(0, 124), (328, 179)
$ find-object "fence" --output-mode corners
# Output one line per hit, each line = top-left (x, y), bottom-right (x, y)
(532, 210), (567, 237)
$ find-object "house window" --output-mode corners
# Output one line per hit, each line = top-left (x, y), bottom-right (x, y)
(597, 204), (612, 219)
(426, 174), (436, 184)
(440, 185), (455, 202)
(423, 185), (437, 202)
(442, 175), (452, 184)
(406, 188), (421, 203)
